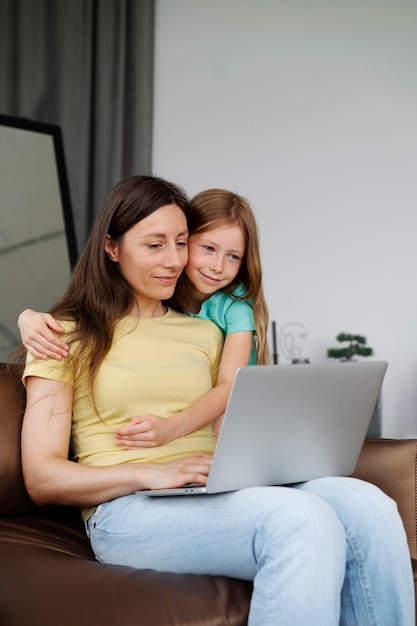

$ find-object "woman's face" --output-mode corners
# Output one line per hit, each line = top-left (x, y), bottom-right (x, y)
(185, 223), (245, 299)
(105, 203), (189, 314)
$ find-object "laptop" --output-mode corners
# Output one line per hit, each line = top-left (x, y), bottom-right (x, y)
(136, 360), (387, 496)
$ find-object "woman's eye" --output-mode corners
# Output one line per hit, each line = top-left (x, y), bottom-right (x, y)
(148, 243), (162, 249)
(177, 241), (188, 248)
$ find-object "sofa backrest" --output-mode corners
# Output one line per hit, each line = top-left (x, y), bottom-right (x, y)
(0, 362), (38, 515)
(353, 437), (417, 561)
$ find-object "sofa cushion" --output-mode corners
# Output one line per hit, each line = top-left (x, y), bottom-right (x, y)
(352, 437), (417, 560)
(0, 508), (93, 559)
(0, 545), (252, 626)
(0, 363), (38, 515)
(0, 510), (252, 626)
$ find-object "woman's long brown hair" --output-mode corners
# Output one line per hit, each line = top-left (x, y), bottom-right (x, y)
(11, 176), (190, 403)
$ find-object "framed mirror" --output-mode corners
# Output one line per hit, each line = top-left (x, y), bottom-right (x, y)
(0, 114), (78, 361)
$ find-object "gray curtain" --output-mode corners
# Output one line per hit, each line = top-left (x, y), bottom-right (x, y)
(0, 0), (155, 250)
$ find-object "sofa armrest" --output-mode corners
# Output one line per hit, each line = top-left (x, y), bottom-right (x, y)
(352, 437), (417, 560)
(0, 363), (37, 515)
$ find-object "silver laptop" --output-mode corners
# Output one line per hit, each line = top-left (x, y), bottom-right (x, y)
(137, 360), (387, 496)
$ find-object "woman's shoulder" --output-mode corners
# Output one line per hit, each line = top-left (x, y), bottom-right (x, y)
(55, 318), (77, 334)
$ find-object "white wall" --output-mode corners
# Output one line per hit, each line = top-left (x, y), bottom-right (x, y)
(153, 0), (417, 437)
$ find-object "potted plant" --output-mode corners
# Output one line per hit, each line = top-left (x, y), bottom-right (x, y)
(327, 333), (373, 361)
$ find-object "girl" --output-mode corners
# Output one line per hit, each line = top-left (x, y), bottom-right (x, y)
(18, 188), (270, 446)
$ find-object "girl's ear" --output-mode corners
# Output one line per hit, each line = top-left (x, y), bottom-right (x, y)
(105, 234), (119, 262)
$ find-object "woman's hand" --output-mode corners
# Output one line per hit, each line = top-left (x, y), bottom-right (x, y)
(18, 309), (69, 360)
(115, 414), (180, 449)
(139, 452), (213, 490)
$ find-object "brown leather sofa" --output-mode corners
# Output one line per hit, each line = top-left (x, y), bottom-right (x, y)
(1, 361), (416, 626)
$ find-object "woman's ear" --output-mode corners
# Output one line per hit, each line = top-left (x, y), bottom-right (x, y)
(105, 234), (119, 262)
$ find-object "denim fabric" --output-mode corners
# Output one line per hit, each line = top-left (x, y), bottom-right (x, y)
(296, 477), (415, 626)
(87, 478), (414, 626)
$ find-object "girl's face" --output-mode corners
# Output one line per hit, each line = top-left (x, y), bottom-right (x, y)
(105, 203), (189, 315)
(185, 223), (245, 299)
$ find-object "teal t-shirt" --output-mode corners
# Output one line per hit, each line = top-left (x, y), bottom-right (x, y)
(188, 286), (257, 365)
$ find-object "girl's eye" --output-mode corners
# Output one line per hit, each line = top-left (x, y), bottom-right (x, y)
(229, 254), (241, 262)
(203, 245), (215, 253)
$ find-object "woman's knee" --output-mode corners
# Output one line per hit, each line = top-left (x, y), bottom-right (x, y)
(298, 476), (402, 535)
(248, 487), (346, 551)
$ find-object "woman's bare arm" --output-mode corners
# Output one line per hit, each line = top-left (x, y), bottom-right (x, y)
(21, 376), (212, 506)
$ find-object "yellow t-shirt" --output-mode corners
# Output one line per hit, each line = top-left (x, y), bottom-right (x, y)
(23, 308), (224, 470)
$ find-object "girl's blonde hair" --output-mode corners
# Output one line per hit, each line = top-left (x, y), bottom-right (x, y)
(170, 189), (270, 365)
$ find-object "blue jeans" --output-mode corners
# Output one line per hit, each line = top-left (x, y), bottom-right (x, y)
(87, 477), (414, 626)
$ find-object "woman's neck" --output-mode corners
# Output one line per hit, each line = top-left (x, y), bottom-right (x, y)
(127, 300), (167, 318)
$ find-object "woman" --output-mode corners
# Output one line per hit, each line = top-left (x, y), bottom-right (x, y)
(20, 175), (414, 625)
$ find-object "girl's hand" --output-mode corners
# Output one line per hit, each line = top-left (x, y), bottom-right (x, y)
(140, 452), (212, 490)
(115, 414), (178, 449)
(18, 309), (69, 360)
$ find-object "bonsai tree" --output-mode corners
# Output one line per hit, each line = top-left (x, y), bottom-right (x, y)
(327, 333), (373, 361)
